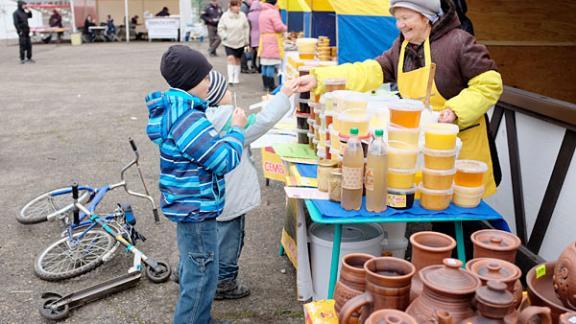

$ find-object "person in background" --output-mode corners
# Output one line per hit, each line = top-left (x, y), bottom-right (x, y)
(201, 0), (224, 57)
(13, 0), (33, 64)
(82, 15), (96, 43)
(49, 9), (63, 43)
(156, 6), (170, 17)
(105, 14), (117, 41)
(258, 0), (286, 92)
(145, 45), (246, 324)
(239, 0), (252, 73)
(218, 0), (249, 84)
(247, 0), (262, 73)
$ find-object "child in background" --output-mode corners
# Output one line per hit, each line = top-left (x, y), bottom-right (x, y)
(145, 45), (246, 324)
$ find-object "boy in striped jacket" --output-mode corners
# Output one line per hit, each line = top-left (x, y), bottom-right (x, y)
(145, 45), (246, 324)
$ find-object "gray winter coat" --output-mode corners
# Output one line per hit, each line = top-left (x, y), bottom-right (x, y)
(206, 92), (291, 222)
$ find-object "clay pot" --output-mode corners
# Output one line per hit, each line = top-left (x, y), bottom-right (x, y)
(463, 280), (515, 323)
(466, 258), (523, 309)
(515, 306), (553, 324)
(554, 241), (576, 309)
(365, 309), (417, 324)
(409, 231), (456, 301)
(339, 257), (416, 323)
(559, 312), (576, 324)
(406, 258), (481, 323)
(471, 229), (521, 263)
(527, 262), (573, 323)
(334, 253), (373, 323)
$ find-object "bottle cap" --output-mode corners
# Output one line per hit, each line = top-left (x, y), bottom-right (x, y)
(374, 129), (383, 137)
(350, 128), (359, 135)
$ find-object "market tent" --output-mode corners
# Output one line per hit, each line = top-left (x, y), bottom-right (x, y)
(278, 0), (311, 37)
(310, 0), (335, 44)
(329, 0), (399, 63)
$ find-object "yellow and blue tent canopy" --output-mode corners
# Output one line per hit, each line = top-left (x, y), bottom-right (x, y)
(278, 0), (312, 36)
(330, 0), (399, 63)
(310, 0), (336, 44)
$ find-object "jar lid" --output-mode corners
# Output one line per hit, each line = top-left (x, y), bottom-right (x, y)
(422, 167), (456, 176)
(471, 229), (521, 252)
(388, 186), (417, 195)
(465, 258), (521, 283)
(475, 280), (514, 308)
(424, 123), (460, 135)
(318, 159), (339, 167)
(419, 258), (481, 295)
(455, 160), (488, 174)
(418, 183), (454, 196)
(387, 140), (419, 154)
(388, 124), (420, 134)
(423, 147), (458, 157)
(454, 184), (485, 195)
(389, 99), (425, 112)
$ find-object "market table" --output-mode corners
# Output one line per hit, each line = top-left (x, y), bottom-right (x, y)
(289, 163), (509, 300)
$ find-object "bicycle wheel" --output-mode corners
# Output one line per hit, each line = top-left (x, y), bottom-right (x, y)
(18, 187), (92, 224)
(34, 229), (115, 281)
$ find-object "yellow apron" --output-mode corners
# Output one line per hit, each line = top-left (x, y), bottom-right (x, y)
(257, 32), (284, 59)
(397, 38), (497, 196)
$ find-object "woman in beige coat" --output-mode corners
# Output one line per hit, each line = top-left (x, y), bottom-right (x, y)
(218, 0), (250, 84)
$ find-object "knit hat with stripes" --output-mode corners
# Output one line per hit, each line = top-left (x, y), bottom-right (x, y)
(206, 70), (228, 107)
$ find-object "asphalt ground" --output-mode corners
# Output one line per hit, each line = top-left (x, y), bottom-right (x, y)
(0, 40), (304, 323)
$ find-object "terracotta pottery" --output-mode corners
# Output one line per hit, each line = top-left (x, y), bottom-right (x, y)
(463, 280), (515, 323)
(409, 231), (456, 301)
(365, 309), (418, 324)
(515, 306), (553, 324)
(527, 262), (573, 323)
(559, 312), (576, 324)
(471, 229), (521, 263)
(334, 253), (373, 324)
(406, 258), (481, 323)
(435, 310), (453, 324)
(554, 241), (576, 310)
(466, 257), (523, 309)
(339, 257), (416, 323)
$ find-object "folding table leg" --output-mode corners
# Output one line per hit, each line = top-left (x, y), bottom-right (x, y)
(454, 221), (466, 266)
(327, 224), (342, 299)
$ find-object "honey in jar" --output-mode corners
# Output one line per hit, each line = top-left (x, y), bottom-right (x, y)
(387, 168), (416, 189)
(389, 99), (424, 128)
(422, 167), (456, 190)
(388, 125), (420, 148)
(424, 123), (459, 150)
(423, 147), (458, 170)
(419, 184), (453, 211)
(387, 140), (419, 170)
(454, 160), (488, 187)
(324, 78), (347, 93)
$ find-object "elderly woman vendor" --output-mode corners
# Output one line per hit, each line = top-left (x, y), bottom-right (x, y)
(297, 0), (502, 195)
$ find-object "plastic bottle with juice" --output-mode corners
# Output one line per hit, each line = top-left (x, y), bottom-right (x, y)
(341, 128), (364, 210)
(365, 129), (387, 212)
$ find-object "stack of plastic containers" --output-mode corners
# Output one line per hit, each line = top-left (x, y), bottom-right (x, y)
(386, 99), (424, 209)
(419, 123), (460, 210)
(296, 65), (317, 145)
(453, 160), (487, 208)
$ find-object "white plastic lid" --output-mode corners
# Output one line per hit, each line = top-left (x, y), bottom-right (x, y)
(387, 140), (419, 154)
(388, 186), (417, 195)
(424, 123), (460, 135)
(418, 183), (454, 195)
(389, 99), (425, 112)
(455, 160), (488, 174)
(453, 184), (485, 195)
(422, 167), (456, 176)
(423, 147), (458, 157)
(388, 125), (420, 134)
(388, 167), (417, 174)
(338, 109), (370, 122)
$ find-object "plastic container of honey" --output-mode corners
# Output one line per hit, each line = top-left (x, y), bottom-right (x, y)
(387, 140), (419, 170)
(387, 168), (416, 189)
(387, 186), (416, 210)
(419, 184), (453, 211)
(421, 167), (456, 190)
(453, 184), (484, 208)
(336, 109), (370, 137)
(297, 99), (311, 114)
(332, 91), (368, 113)
(324, 78), (346, 93)
(423, 147), (458, 170)
(424, 123), (460, 150)
(454, 160), (488, 187)
(388, 125), (420, 148)
(329, 125), (340, 151)
(389, 99), (425, 128)
(296, 38), (318, 59)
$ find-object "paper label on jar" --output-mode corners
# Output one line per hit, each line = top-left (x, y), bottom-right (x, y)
(341, 167), (363, 190)
(387, 193), (406, 208)
(365, 168), (374, 191)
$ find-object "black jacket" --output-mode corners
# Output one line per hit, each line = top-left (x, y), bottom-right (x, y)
(13, 1), (32, 36)
(201, 3), (223, 27)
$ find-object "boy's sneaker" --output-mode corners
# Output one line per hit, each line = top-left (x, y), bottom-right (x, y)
(215, 280), (251, 300)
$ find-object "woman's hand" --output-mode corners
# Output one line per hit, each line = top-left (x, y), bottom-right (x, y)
(438, 108), (457, 123)
(295, 75), (317, 93)
(281, 78), (299, 97)
(231, 108), (248, 128)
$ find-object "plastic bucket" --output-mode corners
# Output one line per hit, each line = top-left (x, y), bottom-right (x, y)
(380, 237), (409, 259)
(70, 32), (82, 46)
(309, 223), (384, 300)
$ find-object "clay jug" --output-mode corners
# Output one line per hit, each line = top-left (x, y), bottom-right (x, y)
(466, 258), (523, 310)
(334, 253), (373, 324)
(409, 231), (456, 301)
(365, 309), (417, 324)
(339, 257), (415, 323)
(554, 241), (576, 310)
(514, 306), (553, 324)
(406, 258), (481, 323)
(471, 229), (521, 263)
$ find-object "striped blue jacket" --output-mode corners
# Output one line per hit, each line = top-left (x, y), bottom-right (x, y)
(145, 88), (244, 222)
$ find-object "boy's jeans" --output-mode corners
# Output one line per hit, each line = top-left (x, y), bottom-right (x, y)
(174, 219), (218, 324)
(217, 215), (245, 283)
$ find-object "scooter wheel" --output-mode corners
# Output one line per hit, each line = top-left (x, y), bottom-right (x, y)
(40, 296), (70, 321)
(146, 261), (171, 283)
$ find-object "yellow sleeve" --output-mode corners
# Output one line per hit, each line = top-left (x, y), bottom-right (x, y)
(310, 59), (383, 96)
(445, 70), (503, 129)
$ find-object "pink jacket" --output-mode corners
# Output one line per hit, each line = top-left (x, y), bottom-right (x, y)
(247, 0), (261, 48)
(258, 2), (287, 59)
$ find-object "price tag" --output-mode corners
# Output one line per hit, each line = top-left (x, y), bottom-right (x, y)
(535, 264), (546, 279)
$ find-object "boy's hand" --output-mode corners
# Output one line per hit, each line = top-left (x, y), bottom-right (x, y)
(231, 108), (247, 128)
(281, 78), (299, 97)
(296, 75), (317, 92)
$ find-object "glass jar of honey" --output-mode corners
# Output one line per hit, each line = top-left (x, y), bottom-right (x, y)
(389, 99), (424, 128)
(455, 160), (488, 187)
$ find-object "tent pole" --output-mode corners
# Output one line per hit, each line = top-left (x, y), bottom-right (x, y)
(124, 0), (129, 42)
(69, 0), (77, 33)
